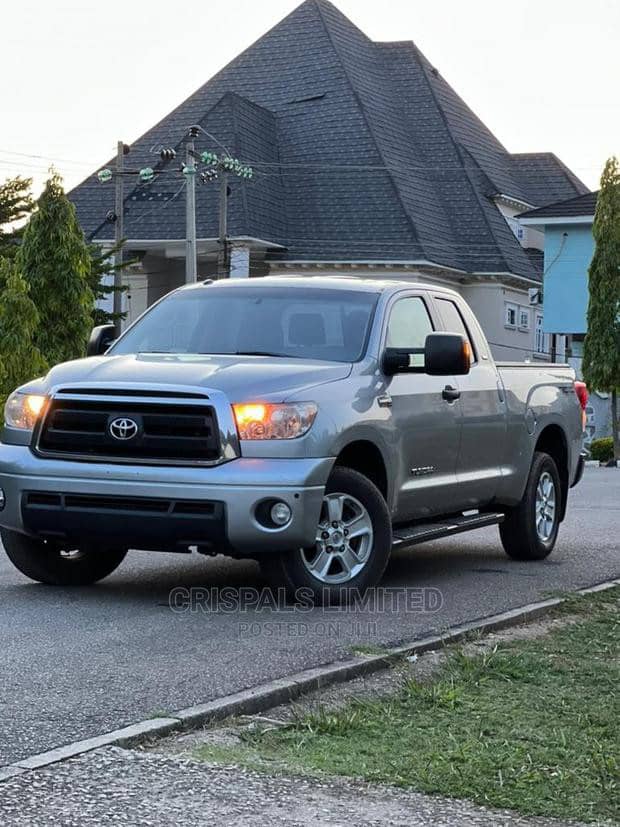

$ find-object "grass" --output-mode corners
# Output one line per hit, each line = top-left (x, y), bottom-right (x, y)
(195, 587), (619, 824)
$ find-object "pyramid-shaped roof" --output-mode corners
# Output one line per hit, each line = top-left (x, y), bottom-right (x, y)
(70, 0), (588, 279)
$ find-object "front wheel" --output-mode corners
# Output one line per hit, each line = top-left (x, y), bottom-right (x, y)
(499, 451), (561, 560)
(261, 467), (392, 604)
(1, 529), (127, 585)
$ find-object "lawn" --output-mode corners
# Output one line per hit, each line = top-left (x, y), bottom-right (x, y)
(195, 587), (619, 823)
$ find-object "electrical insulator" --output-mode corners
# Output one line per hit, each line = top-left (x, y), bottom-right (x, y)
(160, 148), (176, 161)
(97, 169), (113, 184)
(200, 151), (218, 166)
(139, 167), (155, 182)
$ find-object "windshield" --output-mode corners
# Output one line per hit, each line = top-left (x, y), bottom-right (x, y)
(111, 286), (379, 363)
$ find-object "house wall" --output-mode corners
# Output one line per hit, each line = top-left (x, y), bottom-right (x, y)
(460, 283), (540, 362)
(495, 202), (544, 251)
(543, 224), (593, 335)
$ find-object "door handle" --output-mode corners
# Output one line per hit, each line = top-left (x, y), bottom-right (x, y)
(442, 385), (460, 402)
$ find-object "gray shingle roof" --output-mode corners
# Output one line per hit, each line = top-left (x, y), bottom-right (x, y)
(70, 0), (588, 280)
(517, 190), (598, 220)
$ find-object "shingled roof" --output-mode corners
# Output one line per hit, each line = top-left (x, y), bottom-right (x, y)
(517, 190), (598, 221)
(69, 0), (588, 280)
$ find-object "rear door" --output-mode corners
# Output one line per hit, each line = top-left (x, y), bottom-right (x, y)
(383, 293), (464, 521)
(433, 295), (507, 507)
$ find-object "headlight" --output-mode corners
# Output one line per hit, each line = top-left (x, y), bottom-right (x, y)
(4, 391), (47, 430)
(233, 402), (318, 440)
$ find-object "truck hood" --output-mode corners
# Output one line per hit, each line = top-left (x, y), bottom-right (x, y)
(42, 353), (353, 402)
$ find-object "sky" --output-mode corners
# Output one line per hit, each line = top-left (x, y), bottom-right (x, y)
(2, 0), (618, 196)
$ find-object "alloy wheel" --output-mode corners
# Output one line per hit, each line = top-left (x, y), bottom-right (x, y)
(301, 491), (374, 584)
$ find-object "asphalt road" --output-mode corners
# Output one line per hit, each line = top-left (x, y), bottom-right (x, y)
(0, 467), (618, 767)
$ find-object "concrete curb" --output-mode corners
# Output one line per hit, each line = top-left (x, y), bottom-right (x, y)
(1, 577), (618, 782)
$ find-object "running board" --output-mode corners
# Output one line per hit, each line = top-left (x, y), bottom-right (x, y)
(392, 512), (504, 549)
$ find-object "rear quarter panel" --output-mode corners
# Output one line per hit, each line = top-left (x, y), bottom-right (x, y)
(495, 363), (582, 505)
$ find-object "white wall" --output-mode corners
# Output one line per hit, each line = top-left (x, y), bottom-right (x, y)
(461, 283), (541, 362)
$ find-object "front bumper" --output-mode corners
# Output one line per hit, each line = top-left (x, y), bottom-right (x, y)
(0, 444), (332, 554)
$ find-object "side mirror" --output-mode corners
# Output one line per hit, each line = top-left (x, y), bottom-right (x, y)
(424, 333), (471, 376)
(381, 349), (414, 376)
(87, 324), (116, 357)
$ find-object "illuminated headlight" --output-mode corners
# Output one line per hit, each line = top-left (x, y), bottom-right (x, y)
(4, 391), (47, 430)
(233, 402), (318, 440)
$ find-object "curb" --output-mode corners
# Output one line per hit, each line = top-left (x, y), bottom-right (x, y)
(1, 577), (618, 782)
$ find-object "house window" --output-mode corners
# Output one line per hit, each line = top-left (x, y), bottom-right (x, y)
(535, 313), (548, 354)
(505, 302), (517, 328)
(518, 307), (530, 331)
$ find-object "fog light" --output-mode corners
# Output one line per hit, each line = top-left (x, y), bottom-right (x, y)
(270, 501), (292, 526)
(0, 488), (5, 511)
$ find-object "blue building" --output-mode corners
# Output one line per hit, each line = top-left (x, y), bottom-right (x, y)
(518, 192), (612, 443)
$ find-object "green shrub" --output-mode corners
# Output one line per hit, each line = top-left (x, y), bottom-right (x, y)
(589, 437), (614, 462)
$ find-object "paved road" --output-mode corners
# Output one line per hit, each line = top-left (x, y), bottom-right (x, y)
(0, 468), (618, 767)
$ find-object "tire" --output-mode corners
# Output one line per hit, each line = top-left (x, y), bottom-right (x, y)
(261, 466), (392, 605)
(1, 529), (127, 586)
(499, 451), (561, 561)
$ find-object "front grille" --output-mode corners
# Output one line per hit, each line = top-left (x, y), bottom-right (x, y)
(37, 398), (221, 464)
(24, 492), (218, 516)
(22, 491), (227, 550)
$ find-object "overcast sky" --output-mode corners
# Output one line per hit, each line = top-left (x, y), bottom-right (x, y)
(2, 0), (618, 196)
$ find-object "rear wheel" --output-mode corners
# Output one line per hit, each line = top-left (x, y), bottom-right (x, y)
(261, 466), (392, 604)
(500, 451), (561, 560)
(1, 529), (127, 585)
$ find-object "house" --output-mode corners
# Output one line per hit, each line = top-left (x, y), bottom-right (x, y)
(517, 191), (612, 443)
(69, 0), (588, 360)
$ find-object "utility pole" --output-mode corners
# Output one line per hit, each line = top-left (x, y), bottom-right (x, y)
(217, 172), (229, 278)
(113, 140), (126, 335)
(185, 132), (198, 283)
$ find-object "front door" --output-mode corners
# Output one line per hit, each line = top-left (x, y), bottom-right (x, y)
(385, 295), (463, 521)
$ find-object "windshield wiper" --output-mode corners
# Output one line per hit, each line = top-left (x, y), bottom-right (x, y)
(232, 350), (299, 358)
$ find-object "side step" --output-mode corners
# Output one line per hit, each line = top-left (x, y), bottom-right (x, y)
(392, 512), (504, 549)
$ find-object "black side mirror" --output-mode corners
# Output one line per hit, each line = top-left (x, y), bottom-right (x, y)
(381, 349), (415, 376)
(87, 324), (116, 357)
(424, 333), (471, 376)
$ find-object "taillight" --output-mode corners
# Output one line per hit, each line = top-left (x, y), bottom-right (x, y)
(574, 381), (588, 430)
(574, 381), (588, 410)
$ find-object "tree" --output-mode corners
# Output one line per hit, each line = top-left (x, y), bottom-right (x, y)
(18, 172), (93, 366)
(582, 157), (620, 461)
(0, 176), (34, 266)
(0, 259), (48, 402)
(87, 241), (130, 327)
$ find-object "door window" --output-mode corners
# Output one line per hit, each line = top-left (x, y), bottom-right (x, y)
(386, 297), (434, 367)
(435, 298), (476, 363)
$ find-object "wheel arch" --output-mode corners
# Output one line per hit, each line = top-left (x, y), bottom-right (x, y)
(535, 424), (569, 521)
(333, 440), (389, 504)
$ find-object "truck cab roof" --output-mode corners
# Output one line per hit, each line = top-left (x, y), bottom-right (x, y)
(179, 275), (462, 299)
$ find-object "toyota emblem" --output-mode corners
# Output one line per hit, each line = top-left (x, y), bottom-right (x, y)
(109, 417), (139, 441)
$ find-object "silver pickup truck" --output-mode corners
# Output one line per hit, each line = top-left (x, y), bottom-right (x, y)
(0, 277), (586, 600)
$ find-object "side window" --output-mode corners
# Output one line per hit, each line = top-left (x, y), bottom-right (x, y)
(435, 298), (476, 363)
(386, 297), (434, 367)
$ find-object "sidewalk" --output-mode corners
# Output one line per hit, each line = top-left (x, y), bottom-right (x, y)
(0, 746), (589, 827)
